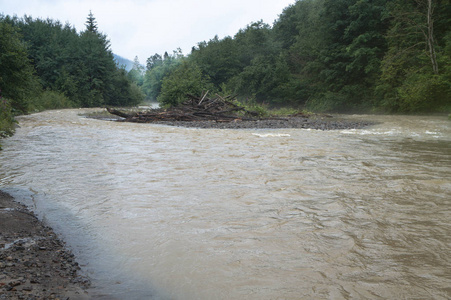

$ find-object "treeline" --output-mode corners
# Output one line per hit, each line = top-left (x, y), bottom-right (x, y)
(139, 0), (450, 113)
(0, 12), (144, 139)
(1, 0), (450, 143)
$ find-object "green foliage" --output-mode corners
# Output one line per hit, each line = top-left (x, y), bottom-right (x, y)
(228, 55), (283, 102)
(189, 20), (298, 105)
(158, 61), (215, 107)
(142, 51), (182, 100)
(375, 0), (451, 112)
(142, 66), (166, 100)
(119, 0), (451, 113)
(128, 82), (146, 105)
(105, 68), (144, 107)
(73, 29), (118, 107)
(34, 90), (75, 110)
(190, 36), (241, 87)
(396, 74), (450, 112)
(85, 11), (98, 33)
(1, 13), (143, 112)
(127, 56), (144, 86)
(0, 19), (41, 113)
(234, 21), (275, 67)
(146, 53), (163, 70)
(306, 91), (348, 112)
(239, 98), (270, 118)
(271, 107), (315, 117)
(2, 2), (449, 115)
(0, 97), (15, 140)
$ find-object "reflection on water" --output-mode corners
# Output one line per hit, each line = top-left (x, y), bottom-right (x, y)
(0, 110), (450, 299)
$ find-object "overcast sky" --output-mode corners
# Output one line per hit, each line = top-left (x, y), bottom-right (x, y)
(1, 0), (296, 63)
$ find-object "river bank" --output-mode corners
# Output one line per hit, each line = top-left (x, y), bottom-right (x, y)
(0, 190), (90, 300)
(150, 115), (376, 130)
(89, 109), (376, 130)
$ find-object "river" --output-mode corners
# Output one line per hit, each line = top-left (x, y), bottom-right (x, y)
(0, 109), (450, 299)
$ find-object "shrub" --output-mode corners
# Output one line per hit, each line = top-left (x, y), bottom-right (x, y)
(158, 61), (215, 107)
(305, 92), (347, 112)
(37, 90), (75, 110)
(238, 97), (270, 118)
(397, 74), (451, 112)
(0, 98), (15, 149)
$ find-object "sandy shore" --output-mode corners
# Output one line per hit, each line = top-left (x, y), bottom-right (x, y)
(0, 190), (90, 300)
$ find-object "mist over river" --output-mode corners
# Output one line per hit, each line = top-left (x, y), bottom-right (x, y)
(0, 109), (450, 299)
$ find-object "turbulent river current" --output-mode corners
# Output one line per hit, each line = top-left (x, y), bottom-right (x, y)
(0, 109), (450, 299)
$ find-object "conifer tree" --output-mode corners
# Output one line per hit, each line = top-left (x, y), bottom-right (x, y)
(0, 20), (40, 112)
(85, 10), (98, 33)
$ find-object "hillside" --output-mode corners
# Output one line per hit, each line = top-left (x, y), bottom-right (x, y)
(113, 54), (134, 71)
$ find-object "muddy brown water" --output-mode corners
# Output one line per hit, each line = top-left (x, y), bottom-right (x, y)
(0, 109), (450, 299)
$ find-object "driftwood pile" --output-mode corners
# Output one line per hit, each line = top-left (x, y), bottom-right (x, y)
(106, 92), (261, 123)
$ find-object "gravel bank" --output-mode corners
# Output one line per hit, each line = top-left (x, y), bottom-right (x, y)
(90, 113), (375, 130)
(0, 191), (90, 300)
(150, 116), (375, 130)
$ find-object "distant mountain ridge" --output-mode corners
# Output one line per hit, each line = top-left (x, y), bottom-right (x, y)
(113, 54), (134, 71)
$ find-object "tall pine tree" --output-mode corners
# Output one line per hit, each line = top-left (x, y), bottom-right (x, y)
(85, 11), (98, 33)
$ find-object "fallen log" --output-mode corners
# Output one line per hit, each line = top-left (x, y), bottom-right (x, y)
(106, 93), (261, 123)
(106, 108), (132, 119)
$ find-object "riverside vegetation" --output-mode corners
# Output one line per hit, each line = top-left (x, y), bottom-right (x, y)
(0, 12), (144, 148)
(1, 2), (450, 297)
(1, 0), (451, 144)
(142, 0), (451, 113)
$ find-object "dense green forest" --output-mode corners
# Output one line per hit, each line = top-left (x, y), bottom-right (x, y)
(1, 0), (451, 143)
(0, 12), (144, 143)
(138, 0), (450, 113)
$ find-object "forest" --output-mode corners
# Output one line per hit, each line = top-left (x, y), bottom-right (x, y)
(0, 12), (144, 142)
(140, 0), (451, 113)
(1, 0), (451, 141)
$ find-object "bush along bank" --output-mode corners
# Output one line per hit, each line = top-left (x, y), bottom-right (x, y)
(0, 97), (16, 150)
